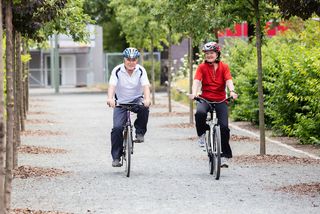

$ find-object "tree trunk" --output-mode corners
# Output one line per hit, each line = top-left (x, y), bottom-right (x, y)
(167, 32), (172, 113)
(26, 61), (29, 112)
(4, 0), (14, 211)
(12, 30), (17, 169)
(188, 37), (193, 124)
(20, 38), (25, 132)
(15, 33), (22, 135)
(0, 0), (6, 212)
(254, 0), (266, 155)
(13, 32), (22, 168)
(150, 37), (155, 105)
(212, 28), (219, 42)
(22, 40), (28, 119)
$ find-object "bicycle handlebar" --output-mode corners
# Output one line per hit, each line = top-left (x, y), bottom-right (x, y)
(194, 96), (233, 104)
(116, 102), (144, 109)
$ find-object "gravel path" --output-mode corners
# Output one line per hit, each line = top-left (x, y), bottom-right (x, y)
(12, 88), (320, 214)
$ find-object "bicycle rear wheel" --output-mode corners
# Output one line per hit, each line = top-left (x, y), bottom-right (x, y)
(122, 130), (127, 172)
(125, 126), (132, 177)
(207, 129), (214, 175)
(212, 125), (221, 180)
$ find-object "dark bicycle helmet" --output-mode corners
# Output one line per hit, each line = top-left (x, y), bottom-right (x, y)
(123, 47), (140, 59)
(202, 42), (221, 62)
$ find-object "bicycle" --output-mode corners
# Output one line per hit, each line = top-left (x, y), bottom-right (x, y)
(194, 96), (232, 180)
(116, 103), (142, 177)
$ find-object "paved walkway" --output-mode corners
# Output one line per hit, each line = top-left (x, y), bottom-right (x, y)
(12, 88), (320, 214)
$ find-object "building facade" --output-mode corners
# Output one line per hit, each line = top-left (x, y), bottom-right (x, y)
(29, 25), (104, 87)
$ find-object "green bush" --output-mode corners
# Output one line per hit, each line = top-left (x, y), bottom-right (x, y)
(268, 43), (320, 143)
(226, 19), (320, 144)
(224, 40), (259, 123)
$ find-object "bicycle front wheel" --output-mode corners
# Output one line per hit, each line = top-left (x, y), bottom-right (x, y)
(125, 126), (132, 177)
(207, 129), (214, 175)
(212, 125), (221, 180)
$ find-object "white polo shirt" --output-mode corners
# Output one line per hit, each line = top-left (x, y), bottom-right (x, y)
(109, 63), (150, 103)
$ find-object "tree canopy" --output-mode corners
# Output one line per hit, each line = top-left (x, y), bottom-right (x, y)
(109, 0), (168, 50)
(12, 0), (67, 41)
(12, 0), (93, 43)
(268, 0), (320, 20)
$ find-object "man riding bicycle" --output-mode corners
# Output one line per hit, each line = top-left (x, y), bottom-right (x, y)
(189, 42), (238, 168)
(107, 47), (151, 167)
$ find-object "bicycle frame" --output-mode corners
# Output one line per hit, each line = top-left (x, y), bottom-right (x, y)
(206, 106), (218, 152)
(124, 108), (133, 147)
(124, 107), (133, 146)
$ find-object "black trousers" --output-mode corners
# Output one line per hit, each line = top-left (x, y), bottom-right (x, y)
(110, 98), (149, 160)
(195, 101), (232, 158)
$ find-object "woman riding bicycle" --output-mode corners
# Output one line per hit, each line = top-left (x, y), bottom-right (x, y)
(189, 42), (238, 167)
(107, 47), (151, 167)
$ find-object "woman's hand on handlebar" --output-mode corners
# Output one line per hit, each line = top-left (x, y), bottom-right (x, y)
(230, 91), (238, 100)
(188, 93), (196, 100)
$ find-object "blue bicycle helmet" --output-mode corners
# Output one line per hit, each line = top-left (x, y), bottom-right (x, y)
(123, 47), (140, 59)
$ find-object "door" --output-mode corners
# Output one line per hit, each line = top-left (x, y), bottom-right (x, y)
(61, 55), (76, 86)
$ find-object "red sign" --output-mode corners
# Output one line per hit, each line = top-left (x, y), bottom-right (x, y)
(218, 22), (288, 38)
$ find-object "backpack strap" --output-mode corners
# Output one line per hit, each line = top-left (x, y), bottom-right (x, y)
(115, 67), (121, 79)
(138, 68), (143, 78)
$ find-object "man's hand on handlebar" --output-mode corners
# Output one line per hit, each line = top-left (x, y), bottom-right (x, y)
(143, 98), (151, 107)
(107, 99), (116, 108)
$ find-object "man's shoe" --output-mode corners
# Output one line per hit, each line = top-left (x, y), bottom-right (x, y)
(198, 134), (206, 148)
(112, 159), (122, 167)
(221, 157), (229, 168)
(135, 134), (144, 143)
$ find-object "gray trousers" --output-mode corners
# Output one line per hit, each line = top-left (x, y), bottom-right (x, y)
(110, 99), (149, 160)
(195, 101), (232, 158)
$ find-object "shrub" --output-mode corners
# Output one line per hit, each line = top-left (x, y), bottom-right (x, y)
(226, 19), (320, 144)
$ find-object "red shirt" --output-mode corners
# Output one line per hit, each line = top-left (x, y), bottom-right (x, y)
(194, 61), (232, 101)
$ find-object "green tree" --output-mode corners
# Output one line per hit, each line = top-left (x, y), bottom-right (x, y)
(214, 0), (281, 154)
(12, 0), (67, 42)
(228, 19), (320, 144)
(13, 0), (93, 43)
(1, 0), (93, 211)
(83, 0), (127, 51)
(268, 0), (320, 20)
(4, 1), (15, 211)
(222, 1), (320, 149)
(83, 0), (111, 23)
(102, 17), (128, 52)
(165, 0), (221, 123)
(43, 0), (94, 42)
(109, 0), (169, 104)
